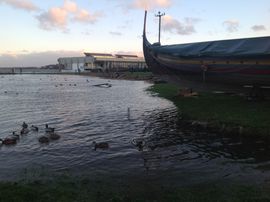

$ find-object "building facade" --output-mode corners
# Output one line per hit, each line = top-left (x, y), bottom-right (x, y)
(58, 53), (147, 73)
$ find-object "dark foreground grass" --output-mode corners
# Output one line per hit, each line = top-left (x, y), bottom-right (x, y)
(148, 83), (270, 136)
(1, 179), (270, 202)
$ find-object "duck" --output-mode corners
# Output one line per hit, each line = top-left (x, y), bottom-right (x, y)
(93, 141), (109, 151)
(20, 128), (29, 135)
(131, 138), (145, 151)
(45, 124), (54, 133)
(22, 122), (28, 129)
(0, 137), (17, 145)
(38, 136), (49, 143)
(31, 125), (39, 132)
(49, 132), (60, 140)
(12, 132), (20, 140)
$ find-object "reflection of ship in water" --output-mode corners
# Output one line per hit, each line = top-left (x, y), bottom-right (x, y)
(135, 108), (270, 173)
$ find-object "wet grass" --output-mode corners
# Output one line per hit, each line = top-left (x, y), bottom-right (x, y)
(1, 179), (270, 202)
(123, 71), (154, 80)
(148, 83), (270, 136)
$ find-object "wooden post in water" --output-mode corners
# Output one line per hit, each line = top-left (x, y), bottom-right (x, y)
(127, 107), (130, 120)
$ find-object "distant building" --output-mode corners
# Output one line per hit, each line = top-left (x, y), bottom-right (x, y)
(58, 56), (94, 73)
(58, 53), (147, 73)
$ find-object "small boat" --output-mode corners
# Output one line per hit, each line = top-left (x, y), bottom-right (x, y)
(143, 11), (270, 87)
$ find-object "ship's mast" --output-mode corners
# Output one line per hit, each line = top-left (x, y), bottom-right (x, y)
(155, 11), (165, 44)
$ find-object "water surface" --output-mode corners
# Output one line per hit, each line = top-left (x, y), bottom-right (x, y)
(1, 74), (270, 186)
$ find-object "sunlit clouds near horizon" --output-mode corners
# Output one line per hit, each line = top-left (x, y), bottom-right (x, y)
(0, 0), (269, 67)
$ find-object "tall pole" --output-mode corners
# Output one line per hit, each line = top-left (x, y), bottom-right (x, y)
(155, 11), (165, 44)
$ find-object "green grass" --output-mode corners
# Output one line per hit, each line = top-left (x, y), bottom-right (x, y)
(1, 180), (270, 202)
(148, 83), (270, 136)
(124, 71), (154, 80)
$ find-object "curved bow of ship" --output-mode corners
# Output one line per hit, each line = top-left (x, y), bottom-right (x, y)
(143, 11), (173, 75)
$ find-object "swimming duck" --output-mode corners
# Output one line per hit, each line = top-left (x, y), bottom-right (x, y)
(20, 128), (29, 135)
(38, 136), (49, 143)
(22, 122), (28, 129)
(131, 138), (145, 151)
(49, 132), (60, 140)
(0, 137), (17, 145)
(31, 125), (39, 132)
(45, 124), (54, 133)
(12, 132), (20, 140)
(93, 141), (109, 151)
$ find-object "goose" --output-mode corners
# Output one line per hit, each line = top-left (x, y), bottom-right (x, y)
(93, 141), (109, 151)
(45, 124), (54, 133)
(20, 128), (29, 135)
(49, 132), (60, 140)
(12, 132), (20, 140)
(22, 122), (28, 129)
(0, 137), (17, 145)
(131, 138), (145, 151)
(38, 136), (49, 143)
(31, 125), (39, 132)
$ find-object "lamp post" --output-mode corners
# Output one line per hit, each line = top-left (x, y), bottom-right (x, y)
(155, 11), (165, 44)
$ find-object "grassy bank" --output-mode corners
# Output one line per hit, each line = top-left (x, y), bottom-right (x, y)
(1, 179), (270, 202)
(148, 83), (270, 136)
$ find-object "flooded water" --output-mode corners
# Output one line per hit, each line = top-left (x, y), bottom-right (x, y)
(1, 74), (270, 185)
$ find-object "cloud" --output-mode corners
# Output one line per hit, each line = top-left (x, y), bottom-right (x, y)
(37, 7), (68, 31)
(36, 0), (103, 31)
(129, 0), (172, 10)
(109, 31), (122, 36)
(223, 20), (239, 33)
(73, 9), (103, 24)
(251, 25), (266, 32)
(0, 0), (39, 11)
(63, 0), (77, 13)
(162, 15), (200, 35)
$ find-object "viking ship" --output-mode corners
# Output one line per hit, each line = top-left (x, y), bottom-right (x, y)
(143, 11), (270, 86)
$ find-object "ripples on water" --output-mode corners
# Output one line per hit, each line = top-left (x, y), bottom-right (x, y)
(0, 74), (270, 185)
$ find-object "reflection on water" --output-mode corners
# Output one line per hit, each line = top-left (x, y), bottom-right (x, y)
(0, 74), (270, 185)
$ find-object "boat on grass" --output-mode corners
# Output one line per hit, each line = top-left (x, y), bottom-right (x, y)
(143, 11), (270, 87)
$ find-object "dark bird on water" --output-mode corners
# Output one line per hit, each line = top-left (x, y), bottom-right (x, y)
(93, 141), (109, 151)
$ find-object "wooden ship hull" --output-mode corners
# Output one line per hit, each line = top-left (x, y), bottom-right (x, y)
(143, 11), (270, 86)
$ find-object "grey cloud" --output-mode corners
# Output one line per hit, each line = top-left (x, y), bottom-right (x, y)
(109, 31), (123, 36)
(223, 20), (239, 33)
(162, 16), (200, 35)
(251, 25), (266, 32)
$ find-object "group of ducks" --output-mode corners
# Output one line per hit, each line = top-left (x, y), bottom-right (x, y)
(38, 124), (61, 143)
(0, 122), (60, 145)
(0, 122), (141, 151)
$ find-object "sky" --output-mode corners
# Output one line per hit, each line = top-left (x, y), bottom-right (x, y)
(0, 0), (269, 67)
